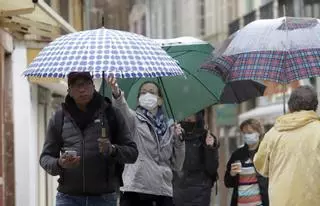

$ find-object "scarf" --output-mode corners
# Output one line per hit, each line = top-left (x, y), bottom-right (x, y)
(64, 92), (103, 131)
(138, 106), (168, 140)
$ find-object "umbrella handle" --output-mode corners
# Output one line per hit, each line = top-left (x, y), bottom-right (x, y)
(101, 71), (106, 138)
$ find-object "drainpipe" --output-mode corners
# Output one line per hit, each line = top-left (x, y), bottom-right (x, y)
(32, 0), (77, 33)
(83, 0), (92, 30)
(317, 78), (320, 107)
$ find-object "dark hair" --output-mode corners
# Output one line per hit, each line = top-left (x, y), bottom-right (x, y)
(240, 118), (264, 137)
(288, 86), (318, 112)
(137, 81), (163, 98)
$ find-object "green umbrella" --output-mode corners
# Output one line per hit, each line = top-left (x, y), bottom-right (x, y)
(100, 37), (225, 121)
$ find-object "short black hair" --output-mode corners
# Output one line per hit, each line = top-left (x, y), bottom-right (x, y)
(288, 86), (318, 112)
(67, 72), (93, 86)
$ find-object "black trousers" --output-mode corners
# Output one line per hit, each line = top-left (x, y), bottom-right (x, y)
(120, 192), (173, 206)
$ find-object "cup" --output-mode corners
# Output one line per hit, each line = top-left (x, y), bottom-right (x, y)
(232, 160), (242, 173)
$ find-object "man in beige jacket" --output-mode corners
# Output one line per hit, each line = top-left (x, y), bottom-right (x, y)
(254, 86), (320, 206)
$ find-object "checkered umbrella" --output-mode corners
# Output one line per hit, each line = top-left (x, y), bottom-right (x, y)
(23, 28), (184, 79)
(201, 17), (320, 84)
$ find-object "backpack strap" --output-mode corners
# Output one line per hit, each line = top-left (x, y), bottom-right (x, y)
(54, 108), (64, 147)
(103, 100), (118, 143)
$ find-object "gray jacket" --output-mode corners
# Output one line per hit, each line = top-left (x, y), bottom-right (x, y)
(112, 93), (185, 197)
(39, 101), (138, 195)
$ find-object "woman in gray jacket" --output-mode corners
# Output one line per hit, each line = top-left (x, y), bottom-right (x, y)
(107, 77), (185, 206)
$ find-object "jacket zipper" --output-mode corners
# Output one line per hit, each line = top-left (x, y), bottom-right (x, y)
(82, 136), (85, 193)
(65, 112), (96, 194)
(138, 113), (162, 159)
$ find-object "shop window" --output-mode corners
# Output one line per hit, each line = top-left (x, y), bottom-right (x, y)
(228, 18), (240, 35)
(260, 1), (274, 19)
(243, 10), (256, 26)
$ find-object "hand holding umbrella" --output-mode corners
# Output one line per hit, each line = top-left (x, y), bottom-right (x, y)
(173, 123), (184, 141)
(107, 76), (121, 99)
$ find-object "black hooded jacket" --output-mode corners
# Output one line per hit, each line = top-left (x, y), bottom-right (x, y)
(39, 93), (138, 195)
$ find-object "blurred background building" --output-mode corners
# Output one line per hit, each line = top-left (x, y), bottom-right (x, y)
(0, 0), (319, 205)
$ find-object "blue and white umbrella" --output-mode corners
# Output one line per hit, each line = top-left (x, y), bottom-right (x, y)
(23, 28), (184, 79)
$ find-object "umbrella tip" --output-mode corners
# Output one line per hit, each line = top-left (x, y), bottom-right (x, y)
(102, 16), (104, 27)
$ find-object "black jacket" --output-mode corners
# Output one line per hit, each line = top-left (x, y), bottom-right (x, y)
(173, 129), (219, 206)
(224, 144), (269, 206)
(39, 94), (138, 195)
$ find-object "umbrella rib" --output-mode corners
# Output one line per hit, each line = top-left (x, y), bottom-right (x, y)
(181, 67), (221, 102)
(129, 77), (142, 95)
(170, 50), (211, 59)
(157, 77), (176, 121)
(164, 46), (172, 52)
(228, 82), (241, 104)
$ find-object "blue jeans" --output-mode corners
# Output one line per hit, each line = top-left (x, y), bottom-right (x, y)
(56, 192), (117, 206)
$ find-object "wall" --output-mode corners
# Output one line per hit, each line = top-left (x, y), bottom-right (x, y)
(129, 3), (148, 35)
(0, 45), (4, 206)
(203, 0), (229, 45)
(0, 29), (15, 206)
(12, 42), (38, 206)
(179, 0), (199, 37)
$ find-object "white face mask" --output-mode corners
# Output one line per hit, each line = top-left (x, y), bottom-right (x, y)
(138, 93), (158, 111)
(243, 132), (260, 145)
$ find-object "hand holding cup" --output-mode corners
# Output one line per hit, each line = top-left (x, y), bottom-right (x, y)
(230, 161), (242, 176)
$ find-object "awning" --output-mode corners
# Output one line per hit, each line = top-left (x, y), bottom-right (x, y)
(0, 0), (76, 41)
(238, 104), (288, 125)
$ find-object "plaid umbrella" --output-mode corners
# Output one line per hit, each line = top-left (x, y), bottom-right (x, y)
(201, 17), (320, 84)
(23, 28), (183, 79)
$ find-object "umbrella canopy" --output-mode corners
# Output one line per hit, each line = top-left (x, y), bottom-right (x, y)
(221, 80), (265, 104)
(101, 37), (265, 121)
(202, 17), (320, 84)
(23, 28), (183, 79)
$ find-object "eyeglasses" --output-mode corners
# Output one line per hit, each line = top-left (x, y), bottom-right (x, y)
(71, 81), (93, 90)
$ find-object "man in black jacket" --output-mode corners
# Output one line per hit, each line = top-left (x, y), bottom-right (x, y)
(39, 72), (138, 206)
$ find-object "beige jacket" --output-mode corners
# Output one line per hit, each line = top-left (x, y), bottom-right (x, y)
(254, 110), (320, 206)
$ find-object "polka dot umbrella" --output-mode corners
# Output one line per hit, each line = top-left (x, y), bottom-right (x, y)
(23, 28), (184, 80)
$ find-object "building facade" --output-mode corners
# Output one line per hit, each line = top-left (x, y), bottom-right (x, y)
(84, 0), (133, 31)
(202, 0), (320, 205)
(129, 0), (209, 39)
(0, 0), (83, 205)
